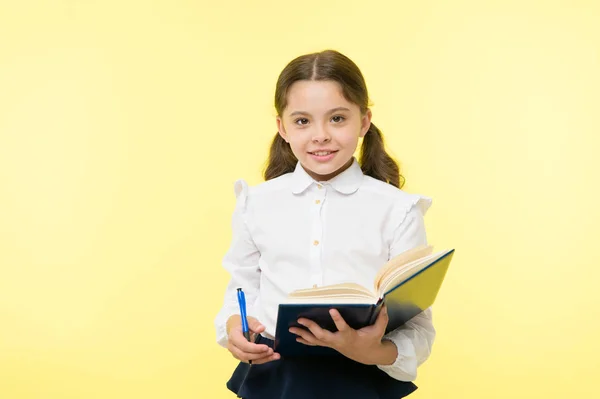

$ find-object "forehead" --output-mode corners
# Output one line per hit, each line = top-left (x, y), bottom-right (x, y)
(285, 80), (357, 115)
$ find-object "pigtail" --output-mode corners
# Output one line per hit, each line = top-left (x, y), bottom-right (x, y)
(359, 123), (404, 188)
(263, 132), (298, 181)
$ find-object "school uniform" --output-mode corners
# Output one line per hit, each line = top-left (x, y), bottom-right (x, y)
(214, 158), (436, 399)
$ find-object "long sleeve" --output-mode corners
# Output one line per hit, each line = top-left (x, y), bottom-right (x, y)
(214, 180), (261, 348)
(377, 199), (436, 381)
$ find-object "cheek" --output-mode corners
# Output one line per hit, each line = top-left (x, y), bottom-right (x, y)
(288, 129), (310, 145)
(287, 134), (303, 147)
(337, 129), (361, 147)
(286, 134), (309, 155)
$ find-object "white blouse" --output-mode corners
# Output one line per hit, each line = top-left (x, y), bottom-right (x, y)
(214, 158), (436, 381)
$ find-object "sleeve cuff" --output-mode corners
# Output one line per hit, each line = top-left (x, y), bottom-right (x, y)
(377, 337), (418, 381)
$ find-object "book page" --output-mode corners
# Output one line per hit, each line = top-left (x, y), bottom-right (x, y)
(373, 245), (434, 292)
(378, 250), (451, 295)
(288, 282), (375, 297)
(286, 282), (378, 304)
(284, 294), (378, 305)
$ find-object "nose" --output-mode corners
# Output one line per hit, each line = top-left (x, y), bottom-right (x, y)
(311, 124), (331, 143)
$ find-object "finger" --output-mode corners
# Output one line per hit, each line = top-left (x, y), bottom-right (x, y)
(252, 352), (281, 364)
(229, 342), (275, 363)
(329, 309), (350, 332)
(296, 337), (318, 346)
(375, 305), (389, 331)
(227, 341), (241, 360)
(230, 329), (270, 354)
(298, 318), (334, 343)
(247, 317), (266, 334)
(289, 327), (319, 345)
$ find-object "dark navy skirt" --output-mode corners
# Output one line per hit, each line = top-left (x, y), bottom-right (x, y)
(226, 335), (418, 399)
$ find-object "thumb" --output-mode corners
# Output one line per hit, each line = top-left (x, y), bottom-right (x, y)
(375, 305), (389, 330)
(247, 316), (266, 333)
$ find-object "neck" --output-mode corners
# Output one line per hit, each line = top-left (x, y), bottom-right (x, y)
(303, 157), (354, 182)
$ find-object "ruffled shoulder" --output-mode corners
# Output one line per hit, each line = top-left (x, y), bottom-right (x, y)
(407, 193), (432, 216)
(233, 179), (249, 212)
(395, 192), (432, 226)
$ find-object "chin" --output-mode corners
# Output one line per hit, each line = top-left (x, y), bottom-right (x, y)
(306, 162), (344, 177)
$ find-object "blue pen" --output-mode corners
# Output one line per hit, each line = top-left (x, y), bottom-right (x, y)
(237, 288), (251, 342)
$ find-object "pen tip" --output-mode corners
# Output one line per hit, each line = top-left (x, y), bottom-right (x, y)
(237, 287), (241, 292)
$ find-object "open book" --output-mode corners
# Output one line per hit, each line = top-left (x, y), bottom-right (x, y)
(273, 245), (455, 356)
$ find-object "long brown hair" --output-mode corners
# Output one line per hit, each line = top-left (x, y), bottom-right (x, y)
(263, 50), (404, 188)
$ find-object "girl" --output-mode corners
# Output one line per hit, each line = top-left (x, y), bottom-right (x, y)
(214, 50), (436, 399)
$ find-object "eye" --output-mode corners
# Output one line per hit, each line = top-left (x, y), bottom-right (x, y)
(331, 115), (345, 123)
(295, 118), (309, 126)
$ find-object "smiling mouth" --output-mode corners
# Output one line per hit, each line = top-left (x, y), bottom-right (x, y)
(308, 150), (338, 156)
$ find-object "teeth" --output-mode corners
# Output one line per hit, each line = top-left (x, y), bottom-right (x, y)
(313, 151), (332, 156)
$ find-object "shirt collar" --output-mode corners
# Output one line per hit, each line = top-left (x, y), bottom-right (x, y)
(291, 157), (364, 195)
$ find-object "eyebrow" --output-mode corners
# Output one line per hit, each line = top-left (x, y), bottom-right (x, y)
(288, 107), (351, 117)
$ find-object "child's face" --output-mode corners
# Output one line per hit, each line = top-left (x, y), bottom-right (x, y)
(277, 80), (371, 181)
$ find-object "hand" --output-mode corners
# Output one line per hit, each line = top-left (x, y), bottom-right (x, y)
(289, 305), (397, 365)
(226, 315), (280, 364)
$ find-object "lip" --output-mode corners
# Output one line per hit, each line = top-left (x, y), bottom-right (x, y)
(307, 149), (338, 154)
(308, 150), (338, 162)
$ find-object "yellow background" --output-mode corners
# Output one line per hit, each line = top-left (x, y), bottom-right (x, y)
(1, 0), (599, 398)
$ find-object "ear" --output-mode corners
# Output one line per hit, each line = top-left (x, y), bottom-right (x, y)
(359, 109), (372, 138)
(276, 116), (289, 142)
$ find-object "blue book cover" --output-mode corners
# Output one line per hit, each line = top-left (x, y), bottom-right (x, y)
(273, 248), (455, 357)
